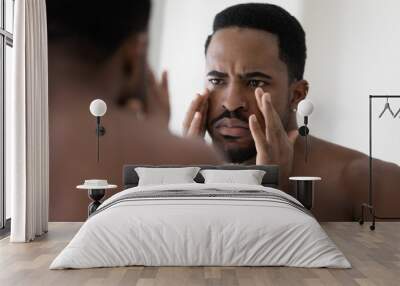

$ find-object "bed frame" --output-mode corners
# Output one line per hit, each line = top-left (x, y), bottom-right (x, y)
(122, 164), (280, 189)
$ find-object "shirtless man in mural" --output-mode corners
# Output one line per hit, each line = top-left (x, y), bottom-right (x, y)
(183, 3), (400, 220)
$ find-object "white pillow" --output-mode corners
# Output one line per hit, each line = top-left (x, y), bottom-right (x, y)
(200, 169), (266, 185)
(135, 167), (201, 186)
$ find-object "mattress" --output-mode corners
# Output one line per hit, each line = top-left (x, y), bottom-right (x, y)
(50, 183), (351, 269)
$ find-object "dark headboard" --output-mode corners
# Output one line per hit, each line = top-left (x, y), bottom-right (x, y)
(123, 165), (279, 189)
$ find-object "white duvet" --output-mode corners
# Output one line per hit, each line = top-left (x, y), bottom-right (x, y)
(50, 183), (351, 269)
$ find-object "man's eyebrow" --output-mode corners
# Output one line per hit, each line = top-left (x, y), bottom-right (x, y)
(207, 70), (228, 77)
(242, 72), (272, 80)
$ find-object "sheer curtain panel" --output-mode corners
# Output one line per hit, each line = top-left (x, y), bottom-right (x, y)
(8, 0), (49, 242)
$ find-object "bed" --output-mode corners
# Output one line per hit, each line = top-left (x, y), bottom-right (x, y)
(50, 165), (350, 269)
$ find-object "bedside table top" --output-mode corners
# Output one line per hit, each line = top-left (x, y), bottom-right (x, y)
(77, 179), (117, 190)
(289, 176), (321, 181)
(76, 184), (117, 190)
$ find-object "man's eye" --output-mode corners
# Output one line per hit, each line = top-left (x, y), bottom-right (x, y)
(248, 80), (266, 88)
(209, 78), (224, 85)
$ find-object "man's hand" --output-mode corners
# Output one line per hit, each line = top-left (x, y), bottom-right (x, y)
(146, 70), (170, 127)
(249, 87), (299, 191)
(182, 89), (210, 138)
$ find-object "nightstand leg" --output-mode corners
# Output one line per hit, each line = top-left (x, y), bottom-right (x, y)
(296, 181), (314, 210)
(88, 189), (105, 216)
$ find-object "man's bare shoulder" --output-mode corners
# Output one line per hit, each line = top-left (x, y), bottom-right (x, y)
(171, 135), (223, 165)
(305, 136), (368, 180)
(117, 119), (223, 165)
(311, 136), (367, 161)
(344, 153), (400, 180)
(311, 136), (400, 181)
(156, 131), (224, 165)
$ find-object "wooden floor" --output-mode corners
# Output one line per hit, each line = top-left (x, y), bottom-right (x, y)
(0, 222), (399, 286)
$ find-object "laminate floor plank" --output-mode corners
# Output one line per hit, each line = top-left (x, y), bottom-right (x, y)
(0, 222), (399, 286)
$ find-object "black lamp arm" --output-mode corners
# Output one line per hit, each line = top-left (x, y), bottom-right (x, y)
(96, 116), (106, 136)
(95, 116), (106, 163)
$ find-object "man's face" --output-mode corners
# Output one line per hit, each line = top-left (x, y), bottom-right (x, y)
(205, 27), (293, 163)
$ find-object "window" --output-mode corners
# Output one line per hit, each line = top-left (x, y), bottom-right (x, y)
(0, 0), (14, 232)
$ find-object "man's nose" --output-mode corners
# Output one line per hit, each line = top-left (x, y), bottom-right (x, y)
(221, 83), (248, 112)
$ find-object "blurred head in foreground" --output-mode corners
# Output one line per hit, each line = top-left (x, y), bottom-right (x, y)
(47, 0), (151, 109)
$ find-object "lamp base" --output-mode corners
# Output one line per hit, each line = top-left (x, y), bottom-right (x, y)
(88, 189), (106, 216)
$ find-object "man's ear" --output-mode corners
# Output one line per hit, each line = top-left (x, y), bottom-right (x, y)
(289, 79), (309, 109)
(117, 33), (148, 107)
(120, 32), (148, 81)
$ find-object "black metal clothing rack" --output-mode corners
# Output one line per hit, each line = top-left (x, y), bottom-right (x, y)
(359, 95), (400, 230)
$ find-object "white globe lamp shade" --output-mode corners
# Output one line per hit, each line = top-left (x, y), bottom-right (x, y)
(298, 99), (314, 116)
(90, 99), (107, 117)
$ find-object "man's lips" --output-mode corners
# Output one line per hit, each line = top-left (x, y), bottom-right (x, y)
(214, 118), (250, 138)
(218, 126), (251, 137)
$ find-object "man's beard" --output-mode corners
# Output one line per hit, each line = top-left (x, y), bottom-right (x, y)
(209, 108), (257, 164)
(224, 144), (257, 164)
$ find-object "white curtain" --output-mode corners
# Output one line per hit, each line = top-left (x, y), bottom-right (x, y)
(8, 0), (49, 242)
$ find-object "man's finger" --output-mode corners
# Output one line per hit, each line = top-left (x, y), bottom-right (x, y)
(254, 87), (265, 117)
(249, 114), (268, 154)
(287, 129), (299, 145)
(257, 92), (274, 144)
(147, 68), (157, 86)
(160, 71), (169, 104)
(199, 89), (209, 126)
(187, 112), (203, 137)
(198, 90), (210, 114)
(261, 93), (286, 147)
(183, 91), (209, 135)
(182, 94), (204, 134)
(254, 89), (273, 142)
(200, 99), (209, 132)
(145, 69), (159, 113)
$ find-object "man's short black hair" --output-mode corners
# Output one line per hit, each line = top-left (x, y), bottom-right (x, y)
(47, 0), (151, 61)
(205, 3), (306, 81)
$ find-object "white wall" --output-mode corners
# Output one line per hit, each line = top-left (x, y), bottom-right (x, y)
(148, 0), (166, 71)
(150, 0), (400, 163)
(302, 0), (400, 164)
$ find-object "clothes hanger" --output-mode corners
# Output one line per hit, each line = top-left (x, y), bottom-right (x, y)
(394, 106), (400, 118)
(378, 97), (395, 118)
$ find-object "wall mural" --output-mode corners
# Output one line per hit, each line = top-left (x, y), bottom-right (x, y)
(47, 0), (400, 222)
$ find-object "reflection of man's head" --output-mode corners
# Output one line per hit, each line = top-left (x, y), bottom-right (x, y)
(47, 0), (151, 108)
(204, 3), (308, 163)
